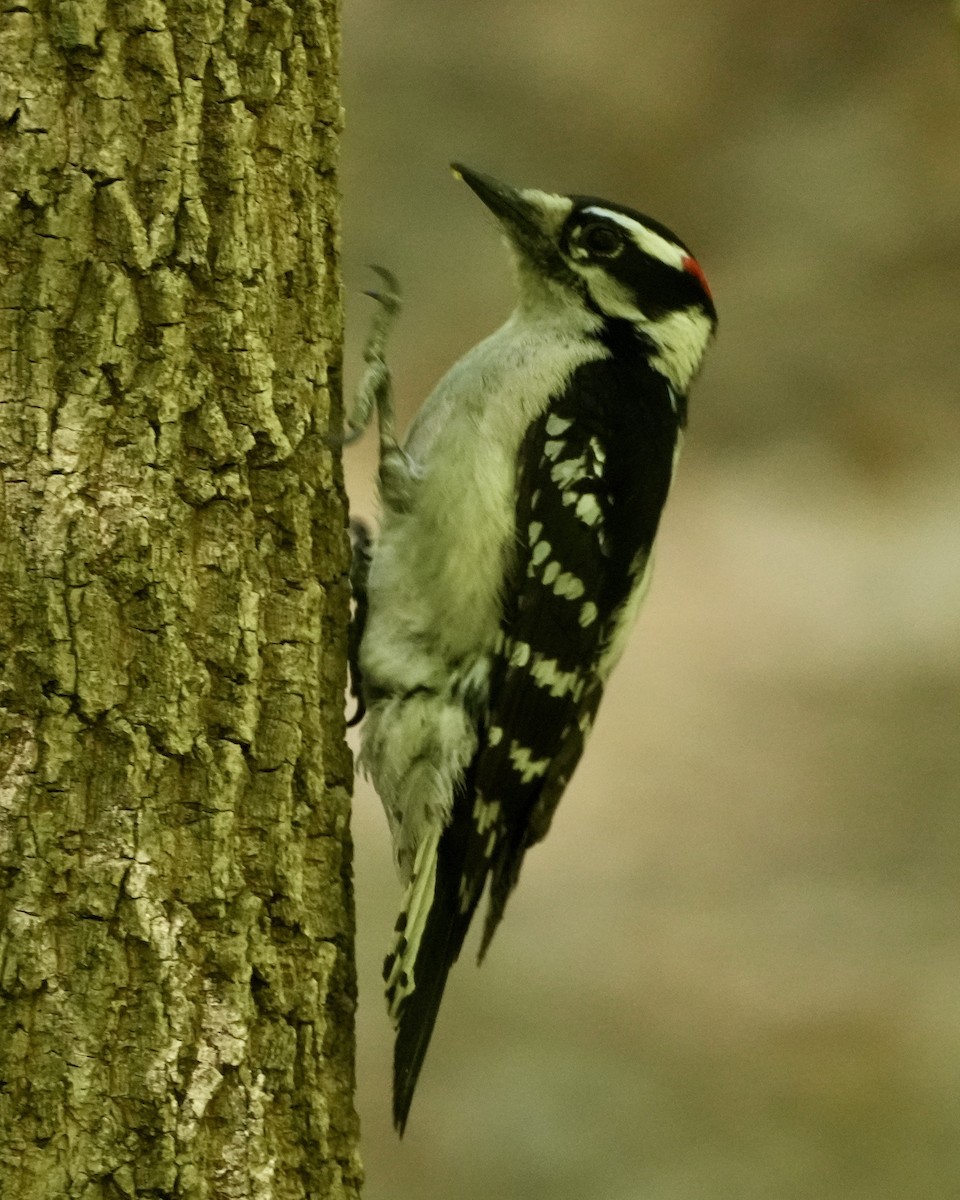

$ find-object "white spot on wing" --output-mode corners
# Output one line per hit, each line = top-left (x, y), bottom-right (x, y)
(508, 741), (550, 783)
(546, 414), (573, 436)
(529, 654), (584, 699)
(575, 494), (602, 526)
(579, 601), (598, 627)
(509, 640), (531, 667)
(550, 457), (585, 489)
(472, 793), (501, 833)
(553, 572), (585, 600)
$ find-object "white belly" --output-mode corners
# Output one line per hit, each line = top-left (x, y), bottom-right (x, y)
(361, 304), (607, 695)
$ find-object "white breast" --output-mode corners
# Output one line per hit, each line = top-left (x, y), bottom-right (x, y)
(360, 301), (606, 696)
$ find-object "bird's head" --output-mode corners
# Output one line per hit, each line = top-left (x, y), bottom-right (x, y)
(452, 163), (717, 391)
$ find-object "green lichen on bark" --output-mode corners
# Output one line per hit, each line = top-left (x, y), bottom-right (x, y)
(0, 2), (361, 1197)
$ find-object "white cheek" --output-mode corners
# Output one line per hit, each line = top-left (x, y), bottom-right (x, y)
(645, 307), (715, 392)
(582, 268), (645, 322)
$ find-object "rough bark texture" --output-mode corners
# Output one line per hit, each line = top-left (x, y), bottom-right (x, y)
(0, 2), (360, 1197)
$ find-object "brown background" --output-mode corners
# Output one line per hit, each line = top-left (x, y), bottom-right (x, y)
(341, 3), (960, 1196)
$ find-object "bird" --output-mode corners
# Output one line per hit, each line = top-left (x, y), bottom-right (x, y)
(343, 163), (717, 1132)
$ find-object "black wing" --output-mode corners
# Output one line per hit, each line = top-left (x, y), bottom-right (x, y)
(474, 346), (682, 952)
(391, 343), (683, 1132)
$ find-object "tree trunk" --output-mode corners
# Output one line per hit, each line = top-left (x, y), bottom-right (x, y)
(0, 3), (361, 1197)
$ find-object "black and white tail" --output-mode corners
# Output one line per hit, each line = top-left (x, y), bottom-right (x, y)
(382, 791), (488, 1133)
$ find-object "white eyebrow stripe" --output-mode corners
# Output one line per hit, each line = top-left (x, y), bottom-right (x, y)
(581, 206), (687, 270)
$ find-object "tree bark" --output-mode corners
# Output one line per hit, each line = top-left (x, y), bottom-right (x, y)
(0, 3), (360, 1197)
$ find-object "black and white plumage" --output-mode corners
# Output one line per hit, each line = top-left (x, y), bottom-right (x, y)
(347, 165), (717, 1132)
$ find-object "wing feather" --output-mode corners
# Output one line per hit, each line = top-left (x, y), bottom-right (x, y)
(390, 347), (681, 1129)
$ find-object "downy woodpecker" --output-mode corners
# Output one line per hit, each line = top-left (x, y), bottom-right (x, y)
(345, 164), (717, 1132)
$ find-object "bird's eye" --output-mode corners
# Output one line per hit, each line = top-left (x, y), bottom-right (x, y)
(579, 223), (622, 257)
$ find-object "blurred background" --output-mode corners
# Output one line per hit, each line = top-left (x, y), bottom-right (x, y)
(339, 2), (960, 1197)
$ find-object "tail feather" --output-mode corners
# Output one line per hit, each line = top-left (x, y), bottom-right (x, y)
(383, 827), (441, 1016)
(477, 844), (523, 964)
(387, 811), (482, 1134)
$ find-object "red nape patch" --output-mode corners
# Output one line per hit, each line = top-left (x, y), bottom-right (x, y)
(681, 255), (712, 299)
